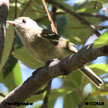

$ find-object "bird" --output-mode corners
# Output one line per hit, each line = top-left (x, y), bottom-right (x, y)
(7, 17), (104, 88)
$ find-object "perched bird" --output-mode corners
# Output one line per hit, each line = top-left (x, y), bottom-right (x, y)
(7, 17), (104, 88)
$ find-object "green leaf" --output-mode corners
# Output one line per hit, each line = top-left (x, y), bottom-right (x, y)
(63, 91), (79, 108)
(89, 64), (108, 75)
(89, 86), (108, 96)
(64, 12), (101, 44)
(0, 56), (22, 91)
(13, 46), (43, 69)
(94, 30), (108, 48)
(48, 96), (57, 108)
(3, 55), (18, 78)
(62, 70), (83, 90)
(26, 94), (43, 103)
(0, 25), (14, 73)
(31, 104), (42, 108)
(73, 0), (89, 10)
(12, 60), (22, 86)
(57, 15), (67, 35)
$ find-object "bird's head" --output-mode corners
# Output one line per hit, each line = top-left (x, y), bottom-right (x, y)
(7, 17), (43, 37)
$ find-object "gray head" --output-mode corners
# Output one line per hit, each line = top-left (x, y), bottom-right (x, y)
(7, 17), (43, 37)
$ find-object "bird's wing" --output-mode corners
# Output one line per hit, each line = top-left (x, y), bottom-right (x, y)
(41, 29), (60, 45)
(40, 29), (78, 53)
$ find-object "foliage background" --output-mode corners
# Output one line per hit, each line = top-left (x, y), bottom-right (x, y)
(0, 0), (108, 108)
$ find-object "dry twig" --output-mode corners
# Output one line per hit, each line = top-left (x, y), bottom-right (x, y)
(42, 0), (58, 34)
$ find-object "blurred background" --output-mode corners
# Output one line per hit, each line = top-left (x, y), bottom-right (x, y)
(0, 0), (108, 108)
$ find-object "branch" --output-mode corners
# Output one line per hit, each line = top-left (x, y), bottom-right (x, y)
(46, 0), (101, 37)
(77, 12), (108, 20)
(78, 94), (90, 108)
(42, 0), (58, 34)
(34, 86), (47, 95)
(0, 93), (5, 97)
(0, 44), (108, 108)
(35, 12), (65, 22)
(0, 0), (9, 63)
(41, 80), (52, 108)
(93, 1), (98, 9)
(12, 0), (17, 52)
(52, 6), (57, 25)
(98, 26), (108, 30)
(14, 0), (17, 18)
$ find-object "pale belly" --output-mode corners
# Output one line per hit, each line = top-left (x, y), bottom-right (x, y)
(23, 37), (72, 63)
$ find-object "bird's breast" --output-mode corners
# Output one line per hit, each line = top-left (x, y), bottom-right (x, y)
(21, 36), (72, 63)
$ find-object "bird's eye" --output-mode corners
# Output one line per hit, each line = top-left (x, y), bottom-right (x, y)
(22, 19), (26, 23)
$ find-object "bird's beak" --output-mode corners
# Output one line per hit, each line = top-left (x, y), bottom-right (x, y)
(6, 21), (16, 26)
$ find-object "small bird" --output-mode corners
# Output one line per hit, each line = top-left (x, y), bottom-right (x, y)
(7, 17), (104, 88)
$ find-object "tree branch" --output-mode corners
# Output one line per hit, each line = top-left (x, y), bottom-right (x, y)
(0, 0), (9, 63)
(0, 44), (108, 108)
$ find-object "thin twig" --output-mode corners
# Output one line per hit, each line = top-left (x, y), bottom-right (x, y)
(46, 0), (101, 37)
(15, 0), (17, 18)
(33, 86), (47, 95)
(42, 0), (58, 34)
(98, 26), (108, 30)
(14, 0), (17, 51)
(52, 6), (57, 25)
(19, 0), (32, 16)
(77, 12), (108, 20)
(94, 1), (98, 9)
(35, 12), (65, 22)
(41, 80), (52, 108)
(78, 94), (90, 108)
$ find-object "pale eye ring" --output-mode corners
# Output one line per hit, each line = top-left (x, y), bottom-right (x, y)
(22, 19), (26, 23)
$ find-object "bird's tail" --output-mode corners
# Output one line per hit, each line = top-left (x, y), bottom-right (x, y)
(80, 65), (104, 88)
